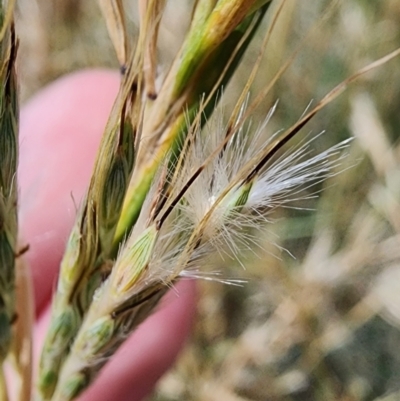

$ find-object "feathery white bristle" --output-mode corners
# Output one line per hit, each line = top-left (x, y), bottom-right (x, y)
(180, 269), (246, 286)
(175, 104), (352, 260)
(175, 103), (276, 241)
(247, 135), (353, 211)
(111, 100), (352, 295)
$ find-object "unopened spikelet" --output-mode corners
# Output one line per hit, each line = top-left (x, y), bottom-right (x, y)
(0, 0), (18, 365)
(50, 96), (351, 401)
(36, 92), (136, 400)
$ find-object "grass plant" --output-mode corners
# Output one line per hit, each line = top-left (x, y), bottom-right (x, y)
(0, 1), (400, 401)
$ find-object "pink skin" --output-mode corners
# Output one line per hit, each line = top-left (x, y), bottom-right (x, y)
(18, 70), (197, 401)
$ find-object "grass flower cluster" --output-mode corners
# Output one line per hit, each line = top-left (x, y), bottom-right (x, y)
(0, 1), (400, 401)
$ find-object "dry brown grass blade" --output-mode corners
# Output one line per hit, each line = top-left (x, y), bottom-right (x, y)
(139, 0), (166, 99)
(0, 0), (16, 41)
(97, 0), (128, 68)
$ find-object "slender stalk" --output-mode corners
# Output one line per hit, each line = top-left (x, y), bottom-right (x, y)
(139, 0), (166, 99)
(11, 257), (33, 401)
(0, 367), (8, 401)
(97, 0), (128, 68)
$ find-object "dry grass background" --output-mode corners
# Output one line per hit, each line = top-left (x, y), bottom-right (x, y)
(14, 1), (400, 400)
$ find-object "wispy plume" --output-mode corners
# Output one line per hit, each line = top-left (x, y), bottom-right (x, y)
(50, 93), (352, 400)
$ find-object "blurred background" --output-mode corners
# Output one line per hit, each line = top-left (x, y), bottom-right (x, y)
(15, 1), (400, 400)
